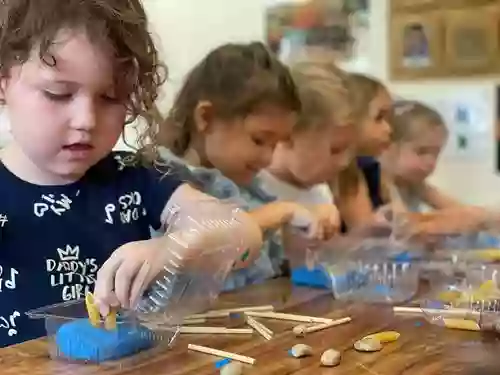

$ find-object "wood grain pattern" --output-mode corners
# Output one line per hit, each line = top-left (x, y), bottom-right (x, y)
(2, 278), (500, 375)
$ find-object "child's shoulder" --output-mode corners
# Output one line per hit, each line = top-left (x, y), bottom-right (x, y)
(90, 151), (180, 188)
(157, 147), (246, 204)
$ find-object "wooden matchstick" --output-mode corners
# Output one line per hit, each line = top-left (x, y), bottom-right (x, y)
(188, 344), (256, 365)
(244, 311), (333, 324)
(182, 318), (207, 325)
(293, 316), (351, 336)
(246, 316), (273, 340)
(393, 306), (480, 318)
(180, 326), (254, 334)
(186, 305), (274, 319)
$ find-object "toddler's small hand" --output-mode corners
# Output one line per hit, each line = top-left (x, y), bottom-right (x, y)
(309, 204), (341, 241)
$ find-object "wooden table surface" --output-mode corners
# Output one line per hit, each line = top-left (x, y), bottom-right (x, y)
(2, 278), (500, 375)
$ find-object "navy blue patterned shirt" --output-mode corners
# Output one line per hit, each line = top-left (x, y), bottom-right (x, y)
(0, 151), (182, 347)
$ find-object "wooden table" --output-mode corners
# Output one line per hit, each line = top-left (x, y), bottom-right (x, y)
(2, 278), (500, 375)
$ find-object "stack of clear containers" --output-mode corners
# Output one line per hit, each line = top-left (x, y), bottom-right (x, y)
(26, 199), (247, 365)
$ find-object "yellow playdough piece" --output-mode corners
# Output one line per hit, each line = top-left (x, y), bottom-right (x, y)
(443, 318), (480, 331)
(361, 331), (400, 343)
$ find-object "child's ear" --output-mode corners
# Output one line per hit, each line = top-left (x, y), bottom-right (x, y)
(193, 100), (214, 133)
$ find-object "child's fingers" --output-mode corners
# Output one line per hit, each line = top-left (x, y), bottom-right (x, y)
(94, 256), (124, 316)
(129, 261), (153, 311)
(114, 259), (144, 309)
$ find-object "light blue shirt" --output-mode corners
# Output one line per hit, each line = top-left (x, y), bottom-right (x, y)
(158, 148), (285, 291)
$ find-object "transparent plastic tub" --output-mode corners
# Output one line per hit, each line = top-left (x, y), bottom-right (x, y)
(135, 198), (248, 324)
(421, 263), (500, 328)
(26, 299), (178, 366)
(318, 238), (423, 304)
(418, 232), (500, 283)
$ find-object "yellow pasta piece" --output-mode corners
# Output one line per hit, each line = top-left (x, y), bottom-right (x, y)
(443, 318), (480, 331)
(470, 249), (500, 262)
(362, 331), (400, 343)
(479, 280), (496, 292)
(104, 308), (117, 330)
(437, 290), (462, 304)
(85, 292), (101, 328)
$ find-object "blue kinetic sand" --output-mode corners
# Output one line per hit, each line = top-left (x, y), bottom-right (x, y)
(291, 266), (330, 289)
(55, 319), (154, 362)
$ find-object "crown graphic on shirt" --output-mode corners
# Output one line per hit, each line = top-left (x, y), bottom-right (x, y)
(57, 245), (80, 261)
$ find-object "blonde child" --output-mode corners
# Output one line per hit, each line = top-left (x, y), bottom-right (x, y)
(0, 0), (261, 347)
(381, 101), (455, 211)
(255, 60), (353, 227)
(157, 43), (337, 290)
(336, 73), (394, 233)
(381, 100), (497, 237)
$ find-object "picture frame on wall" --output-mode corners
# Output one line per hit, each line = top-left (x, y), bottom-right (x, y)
(390, 0), (438, 13)
(389, 12), (442, 79)
(443, 6), (499, 74)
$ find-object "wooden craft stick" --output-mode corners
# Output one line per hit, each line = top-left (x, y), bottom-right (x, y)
(393, 306), (480, 318)
(186, 305), (274, 319)
(182, 318), (207, 325)
(246, 316), (273, 340)
(180, 326), (254, 334)
(293, 316), (351, 336)
(188, 344), (256, 365)
(244, 311), (333, 324)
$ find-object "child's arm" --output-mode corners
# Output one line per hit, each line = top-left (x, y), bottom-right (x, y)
(416, 182), (463, 210)
(336, 172), (376, 230)
(249, 201), (340, 241)
(94, 183), (263, 315)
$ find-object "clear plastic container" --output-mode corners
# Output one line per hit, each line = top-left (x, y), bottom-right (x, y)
(319, 238), (422, 304)
(135, 199), (247, 323)
(26, 299), (178, 366)
(421, 263), (500, 327)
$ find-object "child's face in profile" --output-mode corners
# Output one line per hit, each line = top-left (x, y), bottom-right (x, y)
(1, 29), (127, 183)
(357, 89), (392, 157)
(287, 124), (354, 187)
(391, 124), (447, 184)
(203, 105), (295, 185)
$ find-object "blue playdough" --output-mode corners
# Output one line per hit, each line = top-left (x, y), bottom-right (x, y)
(55, 319), (154, 362)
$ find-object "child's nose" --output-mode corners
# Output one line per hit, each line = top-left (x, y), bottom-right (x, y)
(71, 99), (97, 131)
(259, 147), (274, 168)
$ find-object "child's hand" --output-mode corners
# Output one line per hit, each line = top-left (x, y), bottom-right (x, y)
(93, 214), (262, 316)
(308, 204), (341, 241)
(93, 236), (199, 317)
(406, 206), (487, 237)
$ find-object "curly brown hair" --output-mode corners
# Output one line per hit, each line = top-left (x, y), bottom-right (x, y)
(156, 42), (301, 157)
(0, 0), (166, 164)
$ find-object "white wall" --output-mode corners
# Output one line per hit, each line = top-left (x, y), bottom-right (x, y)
(352, 0), (500, 207)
